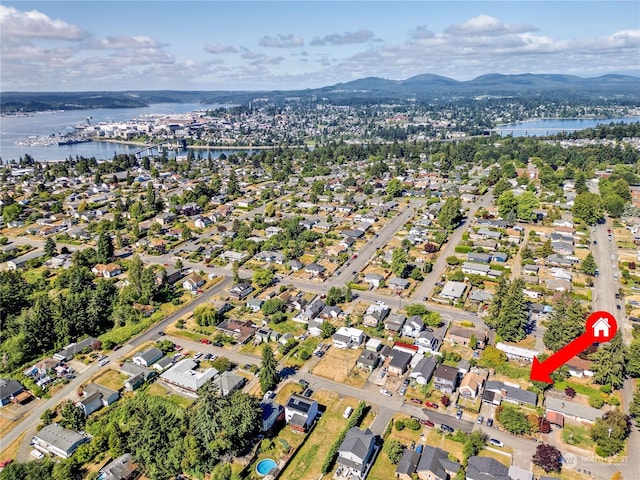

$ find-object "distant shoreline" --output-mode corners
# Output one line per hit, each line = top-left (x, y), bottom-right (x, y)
(93, 139), (311, 150)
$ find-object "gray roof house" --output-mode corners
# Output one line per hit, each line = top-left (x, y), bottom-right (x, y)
(482, 381), (537, 407)
(545, 396), (603, 423)
(409, 357), (437, 385)
(356, 350), (379, 371)
(98, 453), (137, 480)
(53, 337), (99, 361)
(76, 384), (119, 416)
(416, 445), (460, 480)
(160, 359), (218, 396)
(0, 379), (25, 407)
(433, 364), (459, 394)
(213, 371), (246, 397)
(396, 448), (420, 479)
(336, 427), (378, 479)
(385, 313), (407, 333)
(32, 423), (89, 458)
(440, 281), (467, 300)
(388, 350), (413, 376)
(133, 347), (164, 368)
(402, 315), (425, 338)
(466, 456), (510, 480)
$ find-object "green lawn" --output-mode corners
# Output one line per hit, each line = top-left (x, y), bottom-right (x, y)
(554, 381), (604, 401)
(562, 423), (595, 450)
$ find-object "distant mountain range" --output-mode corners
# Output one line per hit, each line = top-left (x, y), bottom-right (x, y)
(3, 73), (639, 112)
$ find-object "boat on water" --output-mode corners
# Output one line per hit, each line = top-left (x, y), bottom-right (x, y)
(58, 138), (92, 146)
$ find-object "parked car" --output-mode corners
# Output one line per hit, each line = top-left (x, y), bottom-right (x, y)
(489, 438), (504, 447)
(203, 353), (213, 360)
(617, 304), (622, 310)
(263, 390), (275, 401)
(410, 398), (421, 404)
(200, 338), (211, 344)
(487, 418), (494, 427)
(477, 416), (484, 424)
(175, 345), (183, 351)
(441, 424), (455, 433)
(398, 386), (407, 396)
(380, 389), (392, 397)
(0, 459), (13, 468)
(424, 401), (439, 409)
(194, 352), (203, 359)
(456, 409), (463, 419)
(303, 388), (313, 398)
(403, 378), (410, 387)
(212, 341), (223, 347)
(30, 450), (44, 459)
(421, 419), (435, 427)
(158, 331), (166, 336)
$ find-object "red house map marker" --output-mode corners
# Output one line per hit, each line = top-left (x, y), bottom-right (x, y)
(530, 311), (617, 383)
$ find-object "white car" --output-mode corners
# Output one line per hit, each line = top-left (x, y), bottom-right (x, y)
(379, 389), (392, 397)
(489, 438), (504, 447)
(31, 450), (45, 459)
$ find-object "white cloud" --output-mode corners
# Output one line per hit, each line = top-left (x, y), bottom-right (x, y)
(90, 36), (163, 49)
(258, 34), (304, 48)
(310, 29), (376, 46)
(204, 43), (238, 54)
(0, 5), (86, 40)
(445, 14), (537, 36)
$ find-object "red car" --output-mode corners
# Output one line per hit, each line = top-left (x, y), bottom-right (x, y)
(424, 401), (439, 409)
(409, 398), (422, 404)
(421, 419), (435, 427)
(200, 339), (211, 344)
(0, 459), (13, 468)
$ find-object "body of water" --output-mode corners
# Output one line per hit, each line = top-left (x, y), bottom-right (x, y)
(0, 103), (236, 163)
(494, 116), (640, 137)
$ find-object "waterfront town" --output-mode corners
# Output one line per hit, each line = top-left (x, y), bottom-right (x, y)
(1, 112), (640, 480)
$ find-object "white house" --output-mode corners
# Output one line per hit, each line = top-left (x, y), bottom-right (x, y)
(332, 327), (365, 349)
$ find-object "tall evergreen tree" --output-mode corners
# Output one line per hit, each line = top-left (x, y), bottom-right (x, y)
(496, 279), (528, 342)
(97, 232), (114, 264)
(486, 276), (509, 329)
(259, 344), (279, 394)
(592, 333), (626, 389)
(543, 298), (585, 352)
(44, 236), (57, 257)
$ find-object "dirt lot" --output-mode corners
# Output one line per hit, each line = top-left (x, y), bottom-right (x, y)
(311, 347), (361, 383)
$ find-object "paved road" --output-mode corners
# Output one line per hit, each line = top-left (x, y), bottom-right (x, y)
(412, 192), (493, 302)
(2, 275), (233, 460)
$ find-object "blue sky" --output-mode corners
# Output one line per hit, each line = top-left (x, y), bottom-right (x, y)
(2, 1), (639, 91)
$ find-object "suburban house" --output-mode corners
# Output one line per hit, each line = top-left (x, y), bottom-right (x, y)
(363, 273), (385, 288)
(482, 381), (537, 408)
(229, 282), (254, 300)
(467, 252), (491, 264)
(447, 326), (487, 348)
(7, 250), (46, 270)
(461, 262), (500, 278)
(98, 453), (137, 480)
(182, 273), (205, 293)
(213, 371), (246, 397)
(332, 327), (365, 349)
(159, 359), (218, 397)
(385, 313), (407, 333)
(246, 298), (264, 312)
(53, 337), (100, 362)
(133, 347), (164, 368)
(402, 315), (425, 338)
(409, 357), (437, 385)
(91, 263), (122, 278)
(305, 263), (326, 277)
(32, 423), (89, 458)
(466, 456), (510, 480)
(336, 427), (378, 479)
(216, 319), (257, 344)
(495, 342), (539, 362)
(415, 330), (440, 354)
(285, 394), (319, 432)
(389, 277), (410, 290)
(0, 379), (27, 407)
(433, 364), (459, 394)
(388, 350), (413, 376)
(415, 445), (461, 480)
(363, 302), (390, 327)
(545, 396), (603, 424)
(76, 384), (119, 417)
(356, 350), (380, 371)
(260, 400), (285, 433)
(396, 449), (421, 480)
(439, 281), (467, 300)
(458, 371), (487, 399)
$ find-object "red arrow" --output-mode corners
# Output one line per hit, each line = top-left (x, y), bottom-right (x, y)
(530, 334), (594, 383)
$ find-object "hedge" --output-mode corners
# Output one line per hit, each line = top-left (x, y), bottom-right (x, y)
(321, 401), (367, 474)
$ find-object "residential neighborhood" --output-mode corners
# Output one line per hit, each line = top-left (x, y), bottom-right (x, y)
(1, 110), (640, 480)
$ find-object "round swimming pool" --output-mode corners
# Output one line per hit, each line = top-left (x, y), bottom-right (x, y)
(256, 458), (277, 476)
